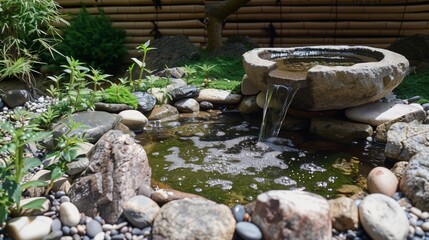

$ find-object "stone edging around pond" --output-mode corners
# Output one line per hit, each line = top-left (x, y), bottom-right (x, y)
(0, 81), (429, 239)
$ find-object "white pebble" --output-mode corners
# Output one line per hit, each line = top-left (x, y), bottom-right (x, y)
(421, 221), (429, 231)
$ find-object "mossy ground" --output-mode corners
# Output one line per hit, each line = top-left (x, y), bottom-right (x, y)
(394, 71), (429, 103)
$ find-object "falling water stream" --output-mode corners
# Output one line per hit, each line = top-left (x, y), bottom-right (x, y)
(259, 83), (299, 142)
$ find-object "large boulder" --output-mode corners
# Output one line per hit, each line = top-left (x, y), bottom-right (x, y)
(69, 130), (151, 224)
(51, 111), (122, 144)
(310, 117), (373, 142)
(146, 35), (199, 71)
(399, 151), (429, 211)
(385, 121), (429, 161)
(252, 190), (331, 240)
(133, 91), (157, 112)
(152, 198), (236, 240)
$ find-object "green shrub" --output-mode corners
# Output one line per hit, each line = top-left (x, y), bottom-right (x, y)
(103, 84), (138, 109)
(0, 0), (67, 88)
(56, 7), (127, 72)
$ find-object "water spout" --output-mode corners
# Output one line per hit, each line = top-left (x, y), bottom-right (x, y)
(259, 82), (299, 142)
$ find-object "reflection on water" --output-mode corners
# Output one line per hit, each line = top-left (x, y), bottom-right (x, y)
(136, 113), (385, 205)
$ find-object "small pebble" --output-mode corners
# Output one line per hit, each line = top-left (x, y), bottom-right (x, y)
(72, 234), (80, 240)
(421, 222), (429, 231)
(93, 232), (105, 240)
(111, 234), (126, 240)
(114, 222), (128, 230)
(86, 220), (103, 238)
(77, 224), (86, 235)
(62, 226), (71, 235)
(415, 227), (425, 237)
(70, 227), (78, 235)
(125, 232), (132, 240)
(51, 218), (62, 232)
(132, 228), (142, 235)
(235, 222), (263, 240)
(232, 204), (245, 222)
(94, 216), (105, 225)
(43, 230), (63, 240)
(120, 226), (128, 233)
(103, 224), (114, 231)
(60, 196), (70, 203)
(142, 226), (151, 237)
(55, 191), (66, 199)
(411, 207), (423, 217)
(82, 236), (90, 240)
(61, 236), (73, 240)
(421, 212), (429, 220)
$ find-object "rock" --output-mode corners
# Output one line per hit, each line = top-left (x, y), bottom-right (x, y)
(255, 91), (266, 108)
(69, 130), (151, 224)
(241, 74), (260, 96)
(399, 151), (429, 211)
(51, 111), (122, 144)
(367, 166), (398, 196)
(243, 46), (408, 111)
(232, 204), (246, 222)
(66, 142), (93, 176)
(26, 170), (71, 197)
(422, 103), (429, 111)
(173, 98), (199, 113)
(2, 89), (30, 108)
(235, 222), (263, 240)
(86, 220), (103, 238)
(385, 121), (429, 161)
(199, 101), (214, 110)
(169, 85), (199, 100)
(156, 67), (185, 79)
(390, 161), (408, 182)
(310, 117), (373, 142)
(133, 91), (157, 112)
(150, 188), (204, 206)
(6, 216), (53, 240)
(148, 87), (170, 104)
(60, 202), (81, 227)
(195, 88), (242, 105)
(252, 190), (331, 240)
(345, 102), (425, 127)
(329, 197), (358, 231)
(146, 36), (199, 71)
(15, 197), (50, 216)
(137, 183), (154, 198)
(359, 193), (409, 240)
(238, 95), (261, 114)
(66, 157), (90, 176)
(118, 110), (148, 132)
(152, 198), (235, 240)
(123, 195), (160, 228)
(94, 102), (133, 113)
(43, 230), (63, 240)
(281, 116), (310, 131)
(147, 104), (179, 121)
(51, 218), (62, 232)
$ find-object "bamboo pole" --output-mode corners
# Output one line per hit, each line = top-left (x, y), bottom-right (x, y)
(112, 20), (205, 29)
(126, 28), (205, 36)
(59, 5), (205, 14)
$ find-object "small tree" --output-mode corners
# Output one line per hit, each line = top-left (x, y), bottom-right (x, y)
(205, 0), (251, 51)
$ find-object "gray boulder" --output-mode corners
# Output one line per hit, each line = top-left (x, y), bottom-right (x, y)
(69, 130), (151, 224)
(51, 111), (122, 144)
(152, 198), (235, 240)
(2, 89), (30, 108)
(123, 195), (160, 228)
(399, 151), (429, 211)
(252, 190), (331, 240)
(155, 67), (185, 79)
(169, 85), (199, 100)
(173, 98), (199, 113)
(94, 102), (133, 113)
(147, 104), (179, 121)
(310, 117), (373, 142)
(133, 91), (157, 112)
(385, 121), (429, 161)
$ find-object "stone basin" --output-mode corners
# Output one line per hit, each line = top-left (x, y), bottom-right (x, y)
(242, 45), (409, 111)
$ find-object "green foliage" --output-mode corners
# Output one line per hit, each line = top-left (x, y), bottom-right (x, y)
(0, 0), (67, 87)
(56, 7), (127, 72)
(181, 55), (244, 93)
(103, 84), (138, 109)
(124, 40), (157, 91)
(0, 109), (52, 223)
(394, 71), (429, 103)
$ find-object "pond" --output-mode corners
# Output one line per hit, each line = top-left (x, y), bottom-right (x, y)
(136, 111), (385, 206)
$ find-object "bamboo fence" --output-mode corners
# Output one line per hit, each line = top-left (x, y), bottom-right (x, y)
(55, 0), (429, 54)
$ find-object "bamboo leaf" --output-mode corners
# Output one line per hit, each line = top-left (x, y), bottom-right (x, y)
(21, 180), (48, 189)
(21, 198), (47, 210)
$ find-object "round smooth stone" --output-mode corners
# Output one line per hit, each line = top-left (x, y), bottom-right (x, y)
(86, 220), (103, 238)
(60, 202), (80, 227)
(235, 222), (263, 240)
(232, 204), (245, 222)
(421, 221), (429, 231)
(62, 226), (71, 235)
(51, 218), (62, 232)
(111, 233), (126, 240)
(367, 166), (398, 196)
(60, 196), (71, 203)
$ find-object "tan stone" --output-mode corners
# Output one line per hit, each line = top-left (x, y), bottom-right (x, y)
(329, 197), (359, 231)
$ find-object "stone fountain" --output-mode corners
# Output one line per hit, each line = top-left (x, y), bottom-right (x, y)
(242, 45), (409, 111)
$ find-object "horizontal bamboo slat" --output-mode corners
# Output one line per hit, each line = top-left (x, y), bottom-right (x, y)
(57, 0), (205, 7)
(60, 5), (205, 14)
(112, 20), (205, 29)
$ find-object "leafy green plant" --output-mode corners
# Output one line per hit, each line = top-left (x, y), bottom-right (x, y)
(0, 110), (52, 223)
(54, 7), (127, 72)
(197, 63), (217, 87)
(44, 120), (87, 195)
(181, 65), (197, 84)
(103, 84), (138, 109)
(0, 0), (68, 89)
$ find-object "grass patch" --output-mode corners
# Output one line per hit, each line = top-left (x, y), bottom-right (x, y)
(394, 71), (429, 104)
(180, 55), (244, 93)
